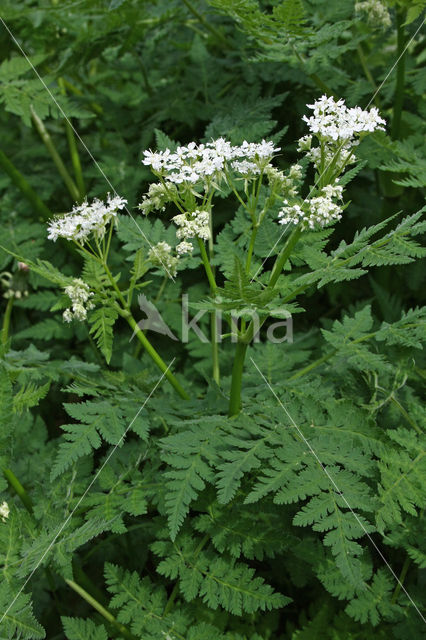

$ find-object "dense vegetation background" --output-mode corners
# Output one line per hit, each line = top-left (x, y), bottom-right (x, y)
(0, 1), (425, 639)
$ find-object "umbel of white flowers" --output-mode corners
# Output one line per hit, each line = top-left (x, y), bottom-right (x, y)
(47, 194), (127, 244)
(279, 95), (386, 229)
(63, 278), (95, 323)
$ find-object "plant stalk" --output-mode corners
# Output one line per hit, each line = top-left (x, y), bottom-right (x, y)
(0, 149), (51, 220)
(30, 106), (80, 202)
(228, 341), (248, 417)
(65, 579), (137, 640)
(3, 468), (34, 513)
(102, 261), (189, 400)
(1, 297), (14, 346)
(391, 10), (407, 140)
(58, 78), (86, 200)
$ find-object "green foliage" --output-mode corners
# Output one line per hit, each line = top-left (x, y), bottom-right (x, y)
(0, 1), (425, 639)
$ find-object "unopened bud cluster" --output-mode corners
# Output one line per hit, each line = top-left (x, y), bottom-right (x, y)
(148, 242), (179, 277)
(355, 0), (391, 28)
(63, 278), (95, 323)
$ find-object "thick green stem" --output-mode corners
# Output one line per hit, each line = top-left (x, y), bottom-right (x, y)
(58, 78), (86, 200)
(391, 10), (406, 140)
(65, 579), (137, 640)
(228, 341), (248, 417)
(30, 107), (80, 202)
(228, 226), (302, 415)
(0, 149), (51, 220)
(3, 468), (34, 513)
(1, 297), (14, 346)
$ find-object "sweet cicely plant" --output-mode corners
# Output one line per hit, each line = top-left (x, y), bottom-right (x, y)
(5, 96), (390, 415)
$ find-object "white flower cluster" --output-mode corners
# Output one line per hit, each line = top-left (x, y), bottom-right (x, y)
(278, 182), (343, 229)
(355, 0), (391, 28)
(171, 210), (211, 255)
(63, 278), (95, 323)
(142, 138), (280, 187)
(148, 242), (179, 277)
(0, 501), (10, 522)
(265, 163), (303, 197)
(138, 182), (178, 216)
(302, 95), (386, 145)
(47, 194), (127, 244)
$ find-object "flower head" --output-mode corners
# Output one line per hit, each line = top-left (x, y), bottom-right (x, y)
(302, 95), (386, 145)
(63, 278), (95, 323)
(148, 242), (179, 278)
(47, 194), (127, 244)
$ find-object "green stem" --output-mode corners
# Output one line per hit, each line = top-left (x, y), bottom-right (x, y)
(163, 582), (180, 617)
(356, 44), (381, 107)
(65, 579), (137, 640)
(58, 78), (86, 200)
(246, 224), (259, 273)
(197, 238), (217, 292)
(0, 148), (51, 220)
(390, 395), (422, 435)
(228, 341), (248, 417)
(391, 556), (411, 605)
(3, 468), (34, 513)
(124, 312), (189, 400)
(30, 106), (80, 202)
(60, 78), (104, 115)
(290, 43), (334, 96)
(181, 0), (231, 49)
(268, 226), (302, 289)
(1, 297), (14, 347)
(391, 10), (406, 140)
(102, 262), (189, 399)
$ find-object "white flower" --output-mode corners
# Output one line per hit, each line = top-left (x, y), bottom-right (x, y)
(141, 137), (280, 189)
(176, 241), (193, 255)
(278, 184), (343, 230)
(63, 309), (73, 323)
(355, 0), (391, 28)
(302, 95), (386, 145)
(62, 278), (95, 323)
(47, 194), (127, 244)
(148, 242), (178, 278)
(0, 501), (9, 522)
(172, 210), (210, 242)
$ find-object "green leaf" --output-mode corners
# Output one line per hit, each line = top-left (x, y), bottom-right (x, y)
(88, 306), (118, 363)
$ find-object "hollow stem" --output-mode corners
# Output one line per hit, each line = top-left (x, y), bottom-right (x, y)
(181, 0), (231, 49)
(391, 556), (411, 605)
(30, 106), (80, 202)
(0, 149), (51, 220)
(1, 297), (14, 347)
(3, 468), (34, 513)
(228, 341), (248, 417)
(268, 225), (302, 289)
(65, 579), (137, 640)
(58, 78), (86, 200)
(391, 10), (407, 140)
